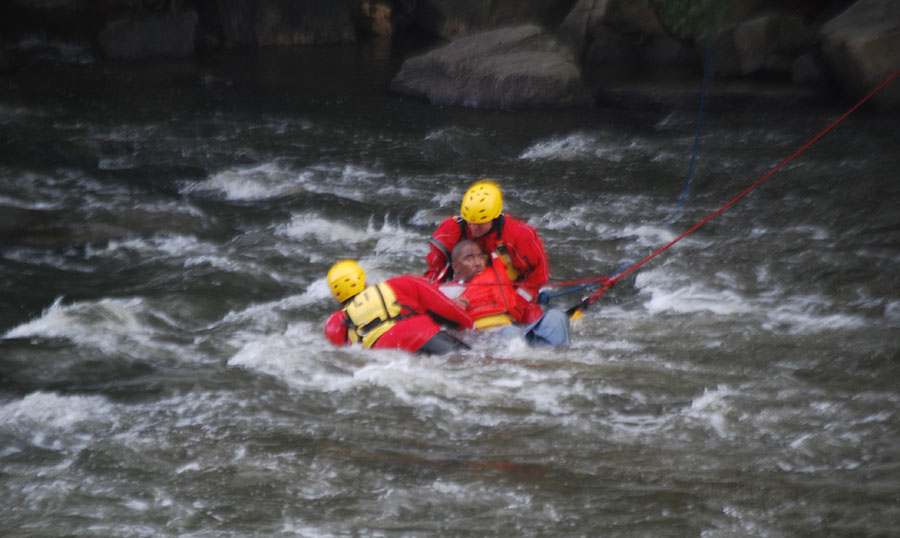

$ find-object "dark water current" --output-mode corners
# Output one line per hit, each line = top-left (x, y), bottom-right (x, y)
(2, 41), (899, 537)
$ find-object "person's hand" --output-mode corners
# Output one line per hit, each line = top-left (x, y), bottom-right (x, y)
(454, 296), (470, 309)
(536, 291), (550, 304)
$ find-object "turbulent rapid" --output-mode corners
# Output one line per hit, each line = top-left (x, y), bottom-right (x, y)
(1, 44), (898, 537)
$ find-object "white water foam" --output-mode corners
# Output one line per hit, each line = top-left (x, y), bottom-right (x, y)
(227, 321), (359, 392)
(635, 268), (754, 316)
(0, 392), (115, 457)
(1, 391), (113, 431)
(87, 234), (285, 283)
(187, 161), (298, 200)
(686, 385), (738, 439)
(280, 214), (418, 250)
(518, 133), (626, 162)
(643, 283), (754, 316)
(297, 164), (386, 200)
(185, 161), (394, 203)
(762, 296), (866, 334)
(529, 204), (612, 235)
(3, 296), (186, 359)
(0, 193), (63, 211)
(88, 234), (214, 262)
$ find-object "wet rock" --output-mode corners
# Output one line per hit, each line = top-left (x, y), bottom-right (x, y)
(792, 51), (826, 85)
(559, 0), (694, 69)
(559, 0), (701, 107)
(99, 11), (198, 59)
(352, 0), (395, 36)
(255, 0), (355, 45)
(710, 14), (811, 77)
(349, 0), (417, 37)
(215, 0), (355, 46)
(559, 0), (666, 60)
(819, 0), (900, 111)
(390, 25), (592, 109)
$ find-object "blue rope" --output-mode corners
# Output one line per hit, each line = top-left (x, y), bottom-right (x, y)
(543, 282), (594, 301)
(677, 27), (715, 210)
(550, 30), (716, 307)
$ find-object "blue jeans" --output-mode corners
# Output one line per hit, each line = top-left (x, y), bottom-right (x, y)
(515, 308), (570, 347)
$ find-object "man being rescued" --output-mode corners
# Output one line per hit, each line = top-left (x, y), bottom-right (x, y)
(440, 240), (570, 347)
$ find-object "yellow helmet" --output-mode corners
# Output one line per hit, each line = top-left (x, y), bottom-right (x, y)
(460, 180), (503, 223)
(327, 259), (366, 302)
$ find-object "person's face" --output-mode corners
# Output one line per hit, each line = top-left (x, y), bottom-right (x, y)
(467, 220), (492, 238)
(451, 243), (487, 283)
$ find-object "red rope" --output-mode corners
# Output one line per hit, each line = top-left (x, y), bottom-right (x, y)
(580, 68), (900, 307)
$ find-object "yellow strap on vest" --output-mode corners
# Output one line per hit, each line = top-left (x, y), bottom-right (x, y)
(473, 313), (513, 330)
(344, 282), (403, 348)
(494, 243), (520, 282)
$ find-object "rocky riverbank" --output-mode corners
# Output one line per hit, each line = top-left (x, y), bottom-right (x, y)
(2, 0), (898, 110)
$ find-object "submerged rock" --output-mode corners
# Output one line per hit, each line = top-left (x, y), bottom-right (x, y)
(390, 25), (592, 109)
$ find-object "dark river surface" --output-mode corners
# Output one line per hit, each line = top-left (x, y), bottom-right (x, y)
(1, 39), (898, 537)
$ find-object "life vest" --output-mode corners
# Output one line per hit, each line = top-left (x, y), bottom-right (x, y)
(429, 215), (520, 283)
(343, 282), (406, 348)
(463, 255), (522, 330)
(493, 242), (521, 282)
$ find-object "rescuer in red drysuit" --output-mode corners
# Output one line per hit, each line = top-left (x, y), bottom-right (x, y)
(324, 260), (473, 354)
(424, 180), (549, 302)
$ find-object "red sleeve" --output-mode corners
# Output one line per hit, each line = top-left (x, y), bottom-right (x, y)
(517, 296), (545, 324)
(502, 216), (549, 300)
(391, 276), (474, 330)
(424, 217), (463, 283)
(324, 310), (349, 346)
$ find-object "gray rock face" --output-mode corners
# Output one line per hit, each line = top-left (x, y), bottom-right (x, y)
(730, 15), (809, 75)
(390, 25), (592, 109)
(819, 0), (900, 111)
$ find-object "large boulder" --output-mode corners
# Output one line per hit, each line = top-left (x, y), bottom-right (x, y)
(819, 0), (900, 111)
(558, 0), (699, 107)
(255, 0), (354, 45)
(648, 0), (772, 42)
(558, 0), (695, 68)
(99, 11), (198, 59)
(709, 14), (812, 77)
(390, 25), (592, 109)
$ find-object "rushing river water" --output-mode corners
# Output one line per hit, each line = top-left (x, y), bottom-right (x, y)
(1, 40), (899, 537)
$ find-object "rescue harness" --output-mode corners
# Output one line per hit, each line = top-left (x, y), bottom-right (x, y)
(342, 282), (412, 348)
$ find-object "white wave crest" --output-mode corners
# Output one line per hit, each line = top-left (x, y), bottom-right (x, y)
(519, 133), (625, 162)
(686, 385), (737, 438)
(2, 296), (183, 358)
(0, 391), (113, 430)
(189, 161), (297, 200)
(279, 213), (371, 243)
(762, 297), (866, 334)
(643, 284), (754, 316)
